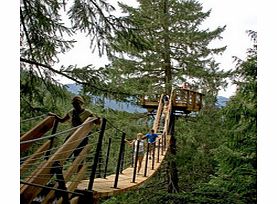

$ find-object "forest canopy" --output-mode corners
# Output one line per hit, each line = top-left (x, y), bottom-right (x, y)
(19, 1), (256, 203)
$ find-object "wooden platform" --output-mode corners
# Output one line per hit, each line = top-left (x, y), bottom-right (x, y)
(140, 88), (203, 113)
(20, 89), (183, 203)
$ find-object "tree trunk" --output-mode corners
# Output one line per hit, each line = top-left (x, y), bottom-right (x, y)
(167, 113), (179, 193)
(162, 0), (172, 95)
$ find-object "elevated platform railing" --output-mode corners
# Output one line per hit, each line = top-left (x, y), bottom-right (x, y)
(140, 88), (203, 113)
(172, 88), (203, 112)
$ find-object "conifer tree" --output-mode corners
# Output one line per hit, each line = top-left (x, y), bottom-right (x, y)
(107, 0), (227, 95)
(20, 0), (122, 113)
(199, 30), (257, 203)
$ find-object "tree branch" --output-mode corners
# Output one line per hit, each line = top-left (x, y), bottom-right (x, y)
(20, 58), (140, 97)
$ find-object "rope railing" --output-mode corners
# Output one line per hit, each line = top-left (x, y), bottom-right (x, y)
(23, 116), (127, 183)
(106, 119), (126, 134)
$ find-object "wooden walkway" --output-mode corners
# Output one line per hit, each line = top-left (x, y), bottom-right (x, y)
(77, 137), (170, 199)
(20, 88), (203, 203)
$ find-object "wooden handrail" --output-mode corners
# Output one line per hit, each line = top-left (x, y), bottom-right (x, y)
(20, 140), (51, 175)
(41, 144), (91, 204)
(20, 116), (56, 152)
(20, 117), (99, 204)
(163, 89), (174, 136)
(153, 94), (164, 133)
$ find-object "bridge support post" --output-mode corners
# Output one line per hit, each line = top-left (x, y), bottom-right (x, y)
(143, 143), (150, 177)
(88, 118), (106, 191)
(120, 140), (125, 174)
(157, 139), (160, 163)
(45, 119), (59, 160)
(103, 137), (112, 178)
(50, 161), (69, 203)
(114, 132), (126, 188)
(132, 140), (140, 183)
(131, 142), (135, 167)
(152, 143), (155, 170)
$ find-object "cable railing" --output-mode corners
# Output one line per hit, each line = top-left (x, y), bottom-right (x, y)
(20, 93), (173, 204)
(20, 114), (48, 123)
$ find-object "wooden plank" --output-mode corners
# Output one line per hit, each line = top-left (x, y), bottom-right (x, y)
(70, 196), (79, 204)
(20, 116), (55, 152)
(20, 159), (47, 190)
(161, 88), (174, 135)
(56, 164), (88, 204)
(76, 135), (171, 199)
(20, 140), (51, 175)
(67, 164), (88, 192)
(41, 144), (91, 204)
(153, 94), (164, 132)
(20, 117), (98, 204)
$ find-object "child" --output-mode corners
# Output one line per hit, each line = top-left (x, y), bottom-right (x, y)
(126, 133), (145, 174)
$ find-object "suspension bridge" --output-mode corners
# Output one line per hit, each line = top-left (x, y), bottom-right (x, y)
(20, 88), (203, 204)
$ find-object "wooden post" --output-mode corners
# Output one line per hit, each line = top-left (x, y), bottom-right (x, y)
(157, 139), (160, 163)
(132, 140), (140, 183)
(103, 138), (112, 179)
(114, 132), (126, 188)
(88, 118), (106, 191)
(144, 143), (150, 177)
(45, 119), (59, 160)
(20, 117), (97, 203)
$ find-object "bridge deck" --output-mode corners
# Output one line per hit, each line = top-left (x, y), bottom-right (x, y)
(20, 88), (199, 203)
(76, 136), (170, 199)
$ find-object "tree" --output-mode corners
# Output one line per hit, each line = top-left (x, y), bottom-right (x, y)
(106, 0), (227, 96)
(199, 30), (257, 203)
(20, 0), (128, 113)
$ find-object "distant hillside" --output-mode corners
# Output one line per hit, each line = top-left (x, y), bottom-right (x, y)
(216, 96), (229, 108)
(64, 83), (147, 113)
(65, 83), (229, 112)
(64, 83), (82, 94)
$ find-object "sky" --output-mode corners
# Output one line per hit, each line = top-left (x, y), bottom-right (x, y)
(54, 0), (257, 98)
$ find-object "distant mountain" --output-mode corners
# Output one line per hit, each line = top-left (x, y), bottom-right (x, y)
(98, 97), (147, 113)
(216, 96), (229, 108)
(64, 83), (82, 94)
(64, 83), (147, 113)
(65, 83), (229, 112)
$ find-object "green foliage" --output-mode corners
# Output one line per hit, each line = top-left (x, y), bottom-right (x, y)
(20, 0), (127, 103)
(20, 68), (71, 119)
(106, 0), (227, 96)
(174, 111), (225, 192)
(196, 31), (257, 203)
(99, 31), (257, 204)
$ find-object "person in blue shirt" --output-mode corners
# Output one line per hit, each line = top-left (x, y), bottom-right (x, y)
(143, 129), (159, 159)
